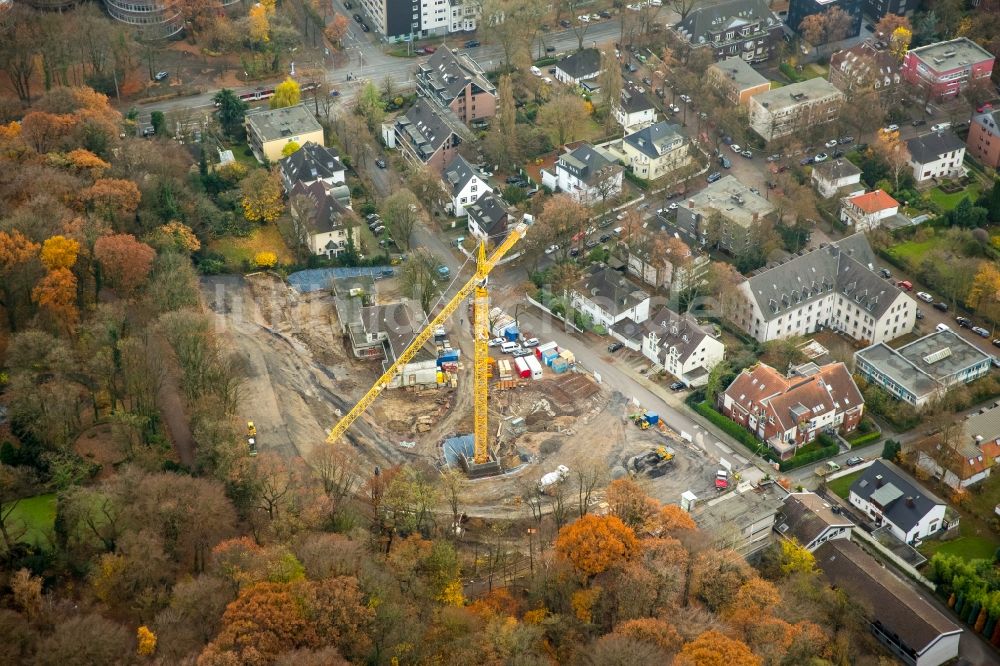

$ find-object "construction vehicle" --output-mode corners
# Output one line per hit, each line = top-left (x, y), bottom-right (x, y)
(629, 446), (675, 477)
(629, 410), (659, 430)
(538, 465), (570, 494)
(325, 223), (528, 468)
(247, 421), (258, 456)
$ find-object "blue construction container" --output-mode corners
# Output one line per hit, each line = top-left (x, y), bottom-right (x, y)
(437, 351), (459, 367)
(644, 412), (659, 425)
(503, 325), (519, 341)
(551, 358), (569, 374)
(541, 349), (559, 366)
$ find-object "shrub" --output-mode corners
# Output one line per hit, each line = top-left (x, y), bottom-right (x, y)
(690, 401), (774, 460)
(848, 431), (881, 447)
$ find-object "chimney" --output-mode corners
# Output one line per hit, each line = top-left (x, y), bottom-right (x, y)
(875, 474), (883, 487)
(906, 496), (915, 508)
(752, 212), (759, 223)
(688, 199), (695, 208)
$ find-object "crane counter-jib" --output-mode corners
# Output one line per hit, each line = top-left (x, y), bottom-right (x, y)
(324, 222), (528, 446)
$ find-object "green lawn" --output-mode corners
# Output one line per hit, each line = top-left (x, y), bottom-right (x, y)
(827, 470), (864, 499)
(801, 63), (829, 80)
(886, 238), (938, 267)
(208, 225), (294, 270)
(8, 494), (57, 548)
(919, 535), (998, 561)
(926, 182), (982, 211)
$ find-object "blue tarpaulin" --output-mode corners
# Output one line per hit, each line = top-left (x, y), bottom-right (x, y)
(286, 266), (395, 293)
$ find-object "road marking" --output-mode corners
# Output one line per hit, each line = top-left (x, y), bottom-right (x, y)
(716, 442), (733, 455)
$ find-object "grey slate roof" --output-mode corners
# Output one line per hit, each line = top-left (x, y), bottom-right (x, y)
(623, 121), (685, 159)
(675, 0), (781, 43)
(619, 87), (656, 114)
(396, 98), (467, 161)
(850, 460), (944, 533)
(776, 492), (853, 547)
(643, 307), (713, 365)
(289, 181), (350, 235)
(279, 142), (344, 185)
(576, 264), (649, 317)
(556, 48), (601, 80)
(745, 234), (900, 322)
(467, 191), (508, 237)
(815, 539), (962, 657)
(906, 131), (966, 165)
(417, 48), (495, 104)
(812, 158), (861, 182)
(559, 143), (619, 184)
(442, 154), (477, 195)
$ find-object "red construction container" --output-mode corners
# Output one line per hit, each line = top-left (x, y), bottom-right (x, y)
(514, 356), (531, 378)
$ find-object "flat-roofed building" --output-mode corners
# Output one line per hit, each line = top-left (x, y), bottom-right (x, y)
(748, 78), (845, 142)
(901, 37), (995, 100)
(707, 57), (772, 105)
(245, 105), (324, 163)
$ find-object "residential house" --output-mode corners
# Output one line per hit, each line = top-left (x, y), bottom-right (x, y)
(967, 107), (1000, 169)
(288, 181), (353, 258)
(672, 0), (784, 64)
(915, 403), (1000, 489)
(720, 361), (865, 459)
(828, 42), (903, 97)
(848, 460), (947, 543)
(416, 48), (496, 124)
(621, 121), (691, 181)
(748, 78), (845, 142)
(442, 154), (491, 217)
(540, 143), (623, 205)
(901, 37), (995, 100)
(570, 264), (651, 329)
(706, 57), (771, 106)
(393, 98), (468, 172)
(358, 0), (478, 41)
(734, 233), (918, 345)
(689, 479), (789, 558)
(855, 329), (992, 408)
(815, 538), (962, 666)
(862, 0), (919, 21)
(675, 175), (776, 254)
(278, 142), (345, 193)
(465, 191), (509, 242)
(775, 492), (854, 552)
(787, 0), (861, 42)
(612, 86), (657, 130)
(906, 131), (966, 183)
(840, 189), (899, 231)
(811, 158), (863, 198)
(623, 232), (709, 294)
(553, 48), (602, 86)
(245, 105), (325, 163)
(610, 306), (724, 387)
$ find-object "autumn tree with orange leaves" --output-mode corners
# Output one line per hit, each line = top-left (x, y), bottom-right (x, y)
(94, 234), (156, 295)
(80, 178), (141, 226)
(20, 111), (76, 153)
(555, 513), (640, 579)
(32, 267), (79, 332)
(676, 630), (762, 666)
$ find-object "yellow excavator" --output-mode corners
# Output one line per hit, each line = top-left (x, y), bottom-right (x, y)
(325, 222), (528, 466)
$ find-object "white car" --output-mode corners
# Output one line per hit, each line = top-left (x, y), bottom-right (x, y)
(824, 139), (838, 148)
(488, 337), (505, 347)
(813, 152), (828, 162)
(578, 14), (590, 22)
(679, 94), (692, 103)
(730, 144), (742, 153)
(544, 244), (559, 255)
(882, 124), (900, 133)
(668, 104), (680, 113)
(667, 202), (678, 210)
(916, 291), (933, 303)
(931, 122), (951, 132)
(522, 337), (540, 347)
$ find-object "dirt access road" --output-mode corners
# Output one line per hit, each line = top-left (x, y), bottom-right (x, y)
(202, 274), (408, 466)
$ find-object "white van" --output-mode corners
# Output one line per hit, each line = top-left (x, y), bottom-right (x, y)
(500, 341), (520, 354)
(613, 226), (624, 236)
(931, 122), (951, 132)
(530, 66), (542, 77)
(936, 323), (951, 333)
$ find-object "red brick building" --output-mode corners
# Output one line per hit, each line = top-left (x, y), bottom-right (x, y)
(901, 38), (995, 100)
(720, 362), (864, 459)
(967, 108), (1000, 169)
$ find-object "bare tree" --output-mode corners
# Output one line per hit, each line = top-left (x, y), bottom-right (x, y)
(575, 464), (604, 518)
(381, 189), (422, 251)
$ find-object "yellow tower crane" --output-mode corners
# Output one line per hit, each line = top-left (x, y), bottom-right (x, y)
(326, 222), (528, 466)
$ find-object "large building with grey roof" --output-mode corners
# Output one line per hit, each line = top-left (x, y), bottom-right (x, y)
(734, 234), (917, 345)
(245, 105), (325, 163)
(416, 48), (496, 125)
(848, 460), (947, 544)
(855, 329), (992, 408)
(675, 174), (776, 254)
(748, 78), (845, 141)
(707, 57), (771, 106)
(673, 0), (783, 64)
(392, 98), (470, 173)
(541, 143), (623, 205)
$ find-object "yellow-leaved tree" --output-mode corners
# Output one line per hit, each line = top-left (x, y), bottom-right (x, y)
(240, 170), (284, 223)
(155, 221), (201, 253)
(270, 78), (301, 109)
(39, 235), (80, 271)
(137, 626), (157, 656)
(254, 251), (278, 268)
(889, 27), (912, 60)
(249, 3), (270, 44)
(281, 141), (301, 157)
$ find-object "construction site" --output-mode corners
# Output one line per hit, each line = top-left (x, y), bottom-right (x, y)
(201, 229), (729, 516)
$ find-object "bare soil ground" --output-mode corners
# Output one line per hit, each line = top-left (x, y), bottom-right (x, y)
(73, 424), (122, 481)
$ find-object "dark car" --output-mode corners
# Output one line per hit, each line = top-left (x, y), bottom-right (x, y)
(585, 238), (599, 249)
(833, 150), (844, 158)
(360, 22), (370, 31)
(353, 13), (362, 21)
(505, 175), (522, 184)
(548, 66), (557, 73)
(934, 302), (949, 312)
(879, 268), (891, 278)
(706, 171), (722, 183)
(599, 233), (611, 243)
(846, 456), (864, 466)
(343, 0), (351, 6)
(800, 156), (814, 165)
(599, 10), (611, 17)
(546, 46), (556, 53)
(667, 191), (683, 199)
(957, 316), (972, 328)
(993, 339), (1000, 348)
(608, 342), (624, 353)
(916, 310), (924, 319)
(912, 119), (927, 126)
(560, 18), (571, 27)
(464, 39), (480, 48)
(838, 136), (854, 144)
(669, 381), (686, 391)
(375, 158), (386, 168)
(569, 247), (580, 257)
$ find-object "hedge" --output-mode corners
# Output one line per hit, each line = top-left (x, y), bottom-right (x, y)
(778, 443), (839, 472)
(779, 62), (803, 83)
(848, 431), (882, 448)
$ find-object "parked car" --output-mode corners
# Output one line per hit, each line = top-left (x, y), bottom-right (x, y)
(599, 233), (611, 242)
(560, 18), (571, 27)
(957, 316), (972, 328)
(917, 291), (934, 302)
(741, 150), (752, 158)
(669, 381), (685, 391)
(679, 94), (692, 103)
(814, 152), (829, 162)
(154, 71), (169, 81)
(730, 143), (742, 153)
(800, 156), (814, 166)
(585, 238), (599, 249)
(599, 10), (612, 17)
(912, 119), (927, 126)
(972, 326), (990, 338)
(488, 337), (505, 347)
(719, 156), (731, 169)
(838, 136), (854, 144)
(544, 244), (559, 254)
(824, 139), (838, 148)
(846, 456), (864, 466)
(642, 77), (652, 86)
(977, 103), (993, 113)
(375, 158), (386, 168)
(931, 122), (951, 132)
(608, 342), (624, 352)
(934, 301), (949, 312)
(546, 46), (556, 53)
(706, 172), (722, 183)
(464, 39), (480, 47)
(522, 337), (540, 347)
(512, 348), (533, 358)
(569, 247), (580, 257)
(993, 339), (1000, 348)
(915, 310), (924, 320)
(360, 22), (370, 31)
(882, 124), (899, 133)
(879, 268), (891, 278)
(766, 153), (781, 162)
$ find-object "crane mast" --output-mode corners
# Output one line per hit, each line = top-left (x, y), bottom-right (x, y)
(326, 223), (527, 467)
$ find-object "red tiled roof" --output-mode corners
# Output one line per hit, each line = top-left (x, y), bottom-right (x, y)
(848, 189), (898, 214)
